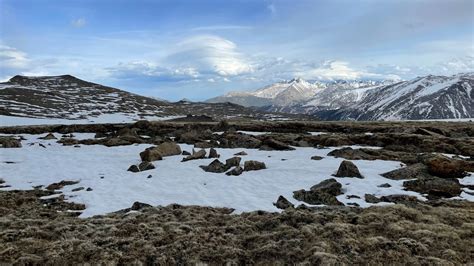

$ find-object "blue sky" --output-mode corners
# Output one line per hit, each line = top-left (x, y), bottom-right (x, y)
(1, 0), (473, 100)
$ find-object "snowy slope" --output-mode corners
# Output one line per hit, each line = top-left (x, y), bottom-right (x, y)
(330, 73), (474, 120)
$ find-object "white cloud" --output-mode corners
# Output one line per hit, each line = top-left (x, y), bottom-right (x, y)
(71, 18), (87, 28)
(0, 45), (29, 69)
(166, 35), (253, 76)
(294, 60), (401, 81)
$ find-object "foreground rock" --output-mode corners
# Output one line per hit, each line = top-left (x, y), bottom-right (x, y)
(334, 160), (363, 178)
(293, 178), (343, 206)
(243, 160), (266, 171)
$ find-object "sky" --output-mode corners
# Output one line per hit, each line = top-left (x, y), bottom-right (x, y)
(0, 0), (473, 101)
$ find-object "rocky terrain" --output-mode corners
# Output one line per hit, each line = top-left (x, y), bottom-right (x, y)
(0, 120), (473, 264)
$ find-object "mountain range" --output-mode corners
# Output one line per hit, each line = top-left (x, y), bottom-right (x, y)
(0, 75), (309, 123)
(208, 73), (474, 121)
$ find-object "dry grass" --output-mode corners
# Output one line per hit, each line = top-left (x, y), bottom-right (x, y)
(1, 190), (473, 265)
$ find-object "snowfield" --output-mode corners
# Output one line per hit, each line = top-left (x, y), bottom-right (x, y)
(1, 133), (472, 218)
(0, 114), (185, 126)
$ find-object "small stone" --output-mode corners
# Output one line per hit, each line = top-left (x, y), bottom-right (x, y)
(147, 175), (152, 179)
(127, 165), (140, 173)
(182, 149), (206, 162)
(72, 187), (84, 192)
(365, 194), (382, 203)
(182, 150), (191, 156)
(234, 151), (247, 156)
(86, 187), (93, 191)
(311, 155), (323, 160)
(378, 183), (392, 188)
(130, 201), (152, 211)
(273, 195), (294, 209)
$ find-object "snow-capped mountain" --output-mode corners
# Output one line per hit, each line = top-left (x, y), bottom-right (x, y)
(0, 75), (310, 124)
(207, 78), (387, 107)
(323, 73), (474, 120)
(208, 73), (473, 121)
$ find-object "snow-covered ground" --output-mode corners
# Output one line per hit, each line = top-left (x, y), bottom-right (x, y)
(0, 114), (185, 126)
(0, 133), (472, 218)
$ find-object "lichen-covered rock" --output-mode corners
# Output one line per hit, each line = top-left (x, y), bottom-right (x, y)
(403, 177), (462, 198)
(425, 155), (467, 178)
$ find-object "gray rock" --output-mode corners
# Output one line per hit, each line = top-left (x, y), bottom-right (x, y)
(244, 160), (266, 171)
(334, 160), (363, 178)
(208, 148), (220, 158)
(311, 155), (323, 160)
(226, 166), (243, 176)
(225, 157), (242, 168)
(200, 159), (230, 173)
(182, 149), (206, 162)
(273, 195), (294, 209)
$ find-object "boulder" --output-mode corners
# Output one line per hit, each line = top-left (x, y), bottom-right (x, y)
(425, 155), (467, 178)
(0, 137), (22, 148)
(225, 157), (242, 168)
(182, 149), (206, 162)
(244, 160), (266, 171)
(334, 160), (363, 178)
(260, 138), (295, 151)
(226, 166), (244, 176)
(200, 159), (230, 173)
(403, 177), (462, 198)
(208, 148), (220, 158)
(104, 138), (131, 147)
(140, 147), (163, 162)
(293, 178), (343, 206)
(381, 163), (430, 180)
(365, 194), (382, 203)
(310, 178), (342, 196)
(311, 155), (323, 160)
(155, 142), (182, 157)
(221, 133), (261, 149)
(273, 195), (294, 209)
